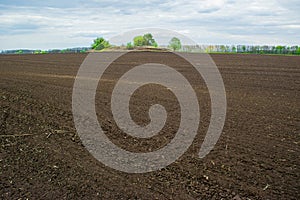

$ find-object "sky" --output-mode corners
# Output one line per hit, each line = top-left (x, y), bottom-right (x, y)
(0, 0), (299, 50)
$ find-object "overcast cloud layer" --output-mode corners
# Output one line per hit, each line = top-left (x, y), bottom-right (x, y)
(0, 0), (299, 50)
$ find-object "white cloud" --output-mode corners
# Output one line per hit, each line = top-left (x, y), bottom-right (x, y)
(0, 0), (299, 50)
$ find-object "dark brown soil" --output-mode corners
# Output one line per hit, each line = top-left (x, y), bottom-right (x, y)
(0, 53), (299, 199)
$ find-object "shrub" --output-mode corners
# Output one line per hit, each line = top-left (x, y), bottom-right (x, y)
(91, 37), (110, 50)
(126, 42), (133, 49)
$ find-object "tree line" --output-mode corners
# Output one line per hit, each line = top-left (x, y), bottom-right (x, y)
(1, 47), (89, 54)
(91, 35), (300, 55)
(91, 33), (182, 51)
(2, 33), (299, 55)
(190, 44), (300, 55)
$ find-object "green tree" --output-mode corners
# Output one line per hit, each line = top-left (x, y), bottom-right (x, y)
(242, 45), (246, 52)
(143, 33), (156, 46)
(296, 46), (300, 55)
(91, 37), (110, 50)
(133, 35), (145, 46)
(168, 37), (182, 51)
(231, 45), (236, 53)
(252, 46), (259, 54)
(220, 45), (226, 52)
(205, 45), (214, 53)
(276, 45), (284, 54)
(133, 33), (157, 47)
